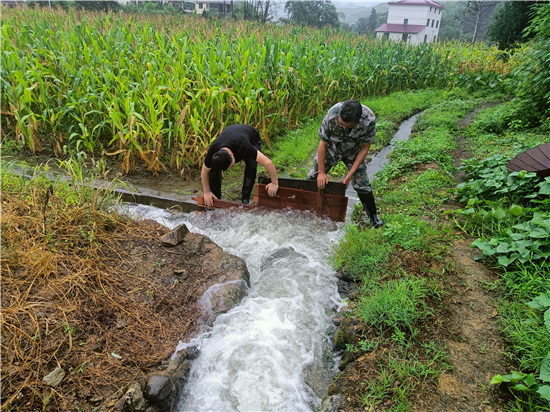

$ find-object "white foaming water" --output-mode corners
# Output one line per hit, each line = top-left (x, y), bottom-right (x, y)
(123, 205), (344, 412)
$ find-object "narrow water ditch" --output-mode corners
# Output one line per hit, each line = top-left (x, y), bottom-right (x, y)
(2, 112), (421, 411)
(119, 112), (423, 411)
(125, 205), (344, 411)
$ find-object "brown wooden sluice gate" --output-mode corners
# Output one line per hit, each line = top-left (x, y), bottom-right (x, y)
(193, 177), (348, 222)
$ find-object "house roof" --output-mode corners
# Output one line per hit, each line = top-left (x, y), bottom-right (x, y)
(374, 23), (427, 33)
(387, 0), (444, 10)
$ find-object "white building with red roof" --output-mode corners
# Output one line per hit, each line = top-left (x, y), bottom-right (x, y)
(375, 0), (444, 45)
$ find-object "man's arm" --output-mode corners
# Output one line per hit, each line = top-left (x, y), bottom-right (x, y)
(316, 140), (329, 189)
(201, 164), (216, 207)
(256, 151), (279, 197)
(341, 143), (371, 188)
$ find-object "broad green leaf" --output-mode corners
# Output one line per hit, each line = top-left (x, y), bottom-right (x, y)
(524, 373), (537, 388)
(538, 385), (550, 401)
(490, 375), (504, 384)
(509, 205), (524, 217)
(498, 255), (516, 267)
(511, 383), (536, 392)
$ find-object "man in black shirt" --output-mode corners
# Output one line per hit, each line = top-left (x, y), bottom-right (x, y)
(201, 124), (279, 207)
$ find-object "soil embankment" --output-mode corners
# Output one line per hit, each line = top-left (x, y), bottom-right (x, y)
(0, 179), (249, 411)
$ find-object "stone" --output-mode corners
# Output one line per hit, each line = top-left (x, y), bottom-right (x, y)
(320, 394), (345, 412)
(113, 396), (126, 410)
(42, 367), (65, 387)
(144, 375), (174, 403)
(335, 270), (354, 283)
(174, 269), (188, 279)
(337, 279), (358, 296)
(338, 305), (351, 313)
(166, 358), (190, 379)
(125, 382), (146, 411)
(198, 281), (248, 324)
(177, 344), (200, 360)
(160, 224), (189, 247)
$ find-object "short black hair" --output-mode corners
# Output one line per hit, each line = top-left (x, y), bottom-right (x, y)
(340, 100), (362, 123)
(211, 149), (232, 171)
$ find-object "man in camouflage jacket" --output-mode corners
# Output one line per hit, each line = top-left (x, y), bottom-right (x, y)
(308, 99), (383, 228)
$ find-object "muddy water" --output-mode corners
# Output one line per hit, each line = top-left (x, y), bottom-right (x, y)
(124, 205), (345, 411)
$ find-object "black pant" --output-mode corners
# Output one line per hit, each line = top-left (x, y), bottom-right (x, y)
(209, 140), (262, 200)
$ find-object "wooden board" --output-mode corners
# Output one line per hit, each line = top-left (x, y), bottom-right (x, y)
(192, 196), (255, 210)
(254, 184), (348, 222)
(258, 176), (346, 196)
(507, 142), (550, 177)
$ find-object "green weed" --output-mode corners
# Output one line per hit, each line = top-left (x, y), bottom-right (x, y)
(356, 277), (431, 333)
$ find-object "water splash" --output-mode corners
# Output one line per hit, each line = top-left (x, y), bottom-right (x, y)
(123, 205), (344, 412)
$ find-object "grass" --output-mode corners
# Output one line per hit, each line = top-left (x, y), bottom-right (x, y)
(356, 277), (431, 333)
(444, 92), (550, 409)
(327, 88), (522, 410)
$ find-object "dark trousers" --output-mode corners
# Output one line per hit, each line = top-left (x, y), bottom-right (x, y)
(209, 140), (262, 200)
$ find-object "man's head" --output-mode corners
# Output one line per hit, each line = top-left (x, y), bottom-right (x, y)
(339, 100), (362, 129)
(211, 148), (235, 171)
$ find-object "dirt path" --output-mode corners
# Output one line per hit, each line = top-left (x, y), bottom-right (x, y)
(420, 102), (513, 411)
(428, 239), (510, 411)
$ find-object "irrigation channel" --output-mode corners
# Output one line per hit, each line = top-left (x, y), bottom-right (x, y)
(119, 112), (422, 412)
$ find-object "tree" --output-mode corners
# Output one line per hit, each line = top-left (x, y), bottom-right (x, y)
(367, 8), (378, 32)
(488, 1), (542, 49)
(74, 0), (121, 12)
(511, 2), (550, 115)
(284, 1), (340, 28)
(355, 16), (369, 34)
(354, 8), (377, 35)
(234, 1), (273, 22)
(462, 1), (498, 43)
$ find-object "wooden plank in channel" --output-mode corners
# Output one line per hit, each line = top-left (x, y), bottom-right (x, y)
(258, 176), (346, 196)
(193, 196), (255, 210)
(254, 184), (347, 222)
(316, 188), (326, 217)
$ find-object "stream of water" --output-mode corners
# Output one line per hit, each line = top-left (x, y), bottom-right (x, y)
(124, 205), (345, 411)
(120, 112), (422, 411)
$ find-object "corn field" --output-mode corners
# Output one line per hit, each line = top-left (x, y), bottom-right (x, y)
(1, 6), (513, 174)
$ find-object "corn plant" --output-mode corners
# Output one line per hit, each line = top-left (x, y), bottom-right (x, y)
(1, 5), (513, 174)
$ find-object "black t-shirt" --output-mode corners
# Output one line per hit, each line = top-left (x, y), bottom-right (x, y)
(204, 125), (261, 169)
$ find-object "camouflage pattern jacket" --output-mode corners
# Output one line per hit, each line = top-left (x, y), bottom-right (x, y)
(318, 102), (376, 159)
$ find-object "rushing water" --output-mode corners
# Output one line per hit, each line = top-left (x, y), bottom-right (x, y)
(123, 205), (345, 411)
(119, 113), (421, 411)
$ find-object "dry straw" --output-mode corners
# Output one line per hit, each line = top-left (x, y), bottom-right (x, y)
(1, 168), (199, 410)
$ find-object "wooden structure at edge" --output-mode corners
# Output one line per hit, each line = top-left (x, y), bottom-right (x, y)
(193, 178), (348, 222)
(254, 183), (347, 222)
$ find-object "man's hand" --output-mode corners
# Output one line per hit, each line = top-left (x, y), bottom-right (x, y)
(203, 191), (217, 207)
(340, 173), (352, 189)
(266, 183), (278, 197)
(317, 172), (329, 189)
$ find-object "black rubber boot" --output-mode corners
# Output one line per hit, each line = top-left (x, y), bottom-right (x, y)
(241, 177), (256, 205)
(357, 192), (383, 228)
